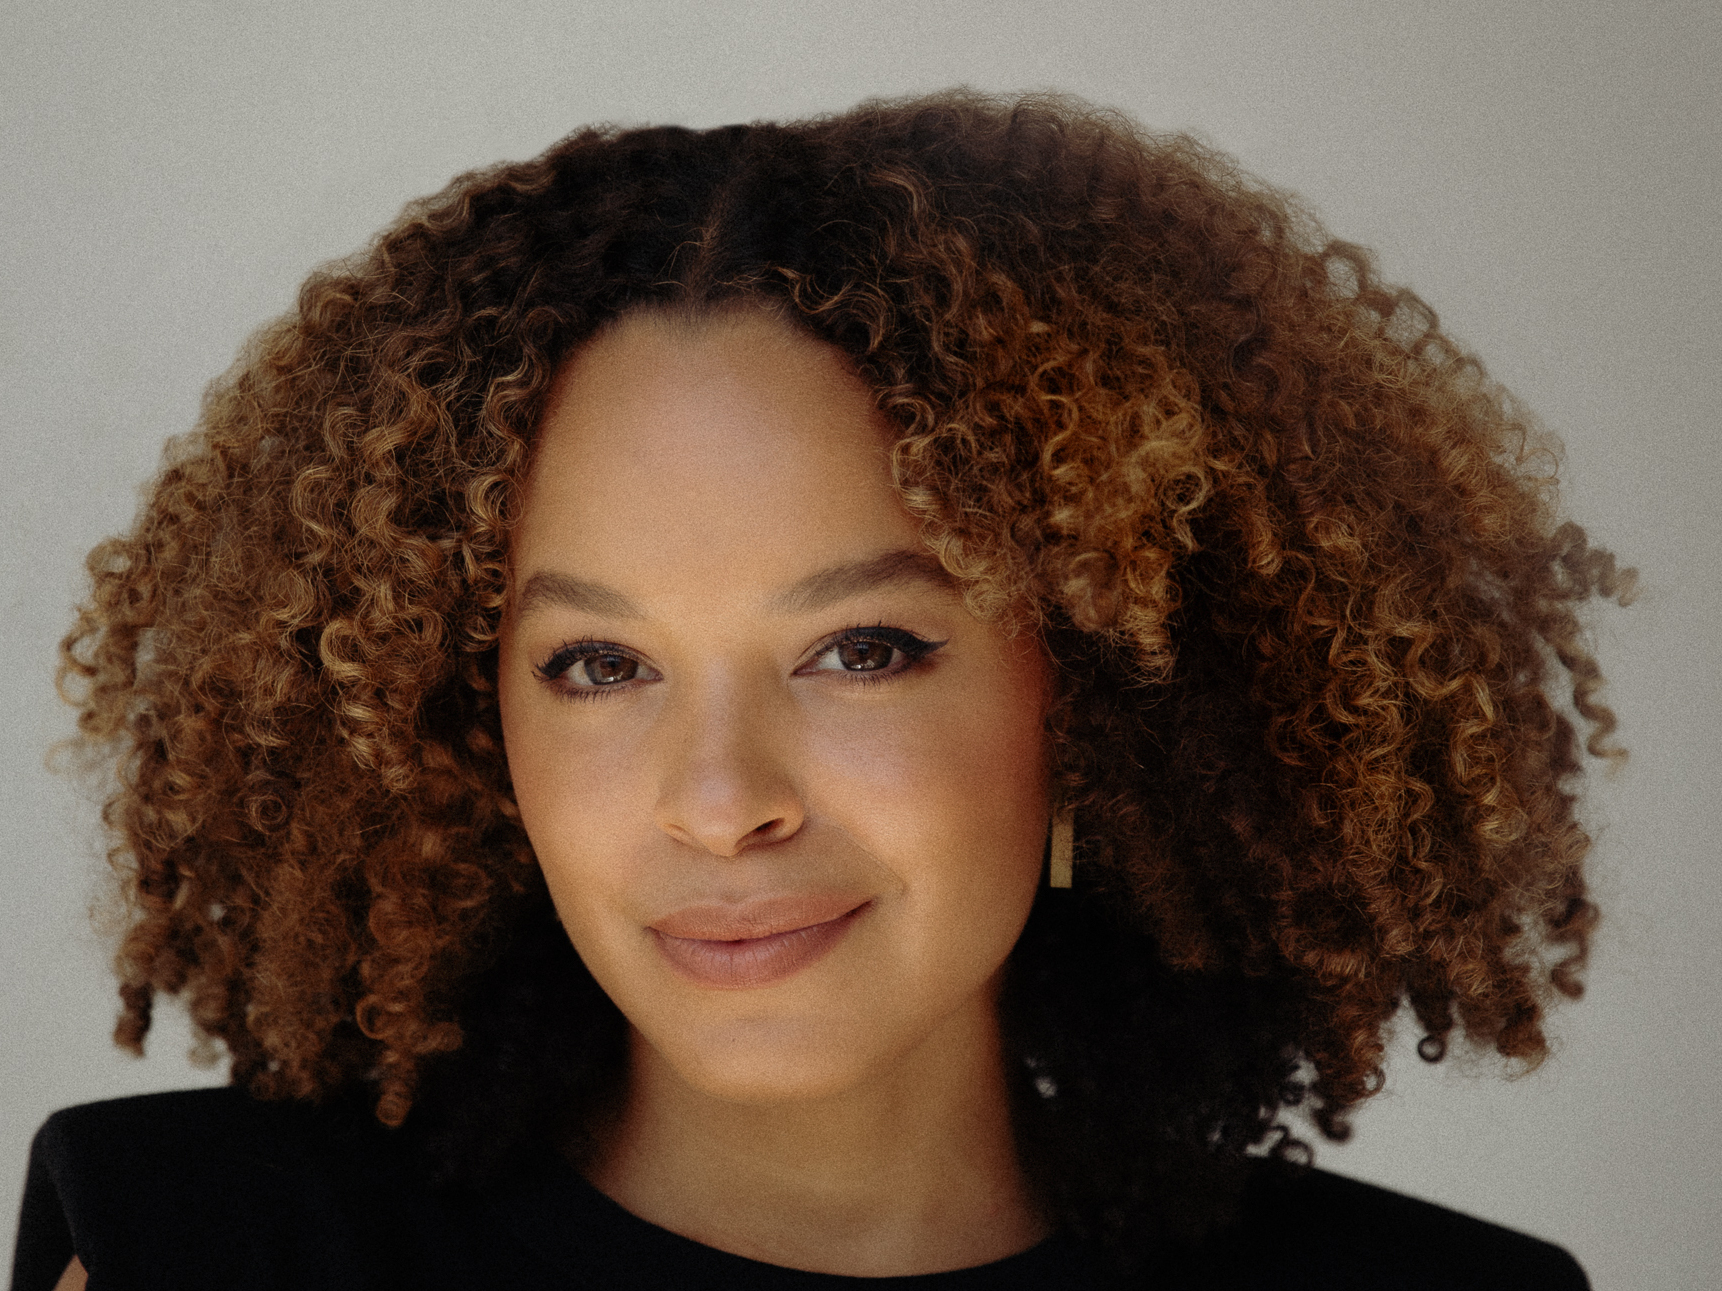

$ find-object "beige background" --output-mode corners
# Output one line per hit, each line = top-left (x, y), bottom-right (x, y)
(3, 2), (1718, 1286)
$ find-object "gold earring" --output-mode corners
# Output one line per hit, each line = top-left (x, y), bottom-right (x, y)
(1049, 804), (1075, 888)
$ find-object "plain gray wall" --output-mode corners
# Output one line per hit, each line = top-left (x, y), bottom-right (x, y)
(3, 2), (1718, 1286)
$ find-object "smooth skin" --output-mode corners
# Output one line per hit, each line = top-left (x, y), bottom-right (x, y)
(497, 308), (1056, 1277)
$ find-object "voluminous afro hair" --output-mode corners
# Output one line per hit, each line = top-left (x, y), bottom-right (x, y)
(60, 89), (1630, 1258)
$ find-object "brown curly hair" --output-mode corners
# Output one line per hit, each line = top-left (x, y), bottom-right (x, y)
(60, 89), (1630, 1256)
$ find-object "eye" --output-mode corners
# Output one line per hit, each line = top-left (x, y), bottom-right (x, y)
(799, 627), (946, 679)
(537, 642), (661, 695)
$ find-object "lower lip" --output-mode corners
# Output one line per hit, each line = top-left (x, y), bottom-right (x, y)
(651, 904), (869, 990)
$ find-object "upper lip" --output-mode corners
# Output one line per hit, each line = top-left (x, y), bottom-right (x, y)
(650, 893), (871, 942)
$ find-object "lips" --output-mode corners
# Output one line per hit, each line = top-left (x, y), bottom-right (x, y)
(650, 895), (871, 989)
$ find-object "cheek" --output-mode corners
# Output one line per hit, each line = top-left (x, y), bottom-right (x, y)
(498, 648), (562, 836)
(810, 704), (1046, 848)
(806, 643), (1052, 919)
(497, 683), (645, 987)
(497, 648), (625, 883)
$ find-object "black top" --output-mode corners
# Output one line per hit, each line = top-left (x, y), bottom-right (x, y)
(11, 1088), (1587, 1290)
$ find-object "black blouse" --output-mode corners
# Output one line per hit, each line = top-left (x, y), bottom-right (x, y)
(11, 1088), (1587, 1290)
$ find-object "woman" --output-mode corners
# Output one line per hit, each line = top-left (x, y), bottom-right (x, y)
(14, 91), (1622, 1288)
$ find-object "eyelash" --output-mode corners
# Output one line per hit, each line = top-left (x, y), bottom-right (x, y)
(801, 624), (947, 687)
(533, 626), (946, 701)
(535, 639), (650, 702)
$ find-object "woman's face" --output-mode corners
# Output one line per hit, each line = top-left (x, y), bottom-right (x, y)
(498, 308), (1052, 1105)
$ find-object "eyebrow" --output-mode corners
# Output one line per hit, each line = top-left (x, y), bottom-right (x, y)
(767, 549), (956, 615)
(513, 549), (954, 621)
(515, 572), (645, 620)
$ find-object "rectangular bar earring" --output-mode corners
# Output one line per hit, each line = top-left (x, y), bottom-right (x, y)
(1049, 804), (1075, 889)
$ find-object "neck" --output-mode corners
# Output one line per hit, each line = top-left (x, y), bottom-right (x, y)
(582, 996), (1046, 1277)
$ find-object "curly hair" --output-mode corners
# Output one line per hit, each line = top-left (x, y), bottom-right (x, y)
(59, 89), (1630, 1258)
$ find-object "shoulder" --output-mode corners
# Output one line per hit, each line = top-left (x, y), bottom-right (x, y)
(1179, 1160), (1590, 1291)
(37, 1085), (311, 1159)
(30, 1085), (399, 1217)
(16, 1087), (490, 1291)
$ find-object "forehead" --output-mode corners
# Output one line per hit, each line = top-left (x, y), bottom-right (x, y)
(514, 308), (921, 605)
(539, 307), (883, 465)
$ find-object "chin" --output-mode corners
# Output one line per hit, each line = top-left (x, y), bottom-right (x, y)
(647, 1015), (897, 1106)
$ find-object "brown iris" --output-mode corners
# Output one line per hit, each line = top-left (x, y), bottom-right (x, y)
(583, 652), (639, 684)
(836, 638), (895, 671)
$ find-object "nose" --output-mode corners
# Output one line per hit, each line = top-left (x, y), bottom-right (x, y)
(652, 680), (804, 857)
